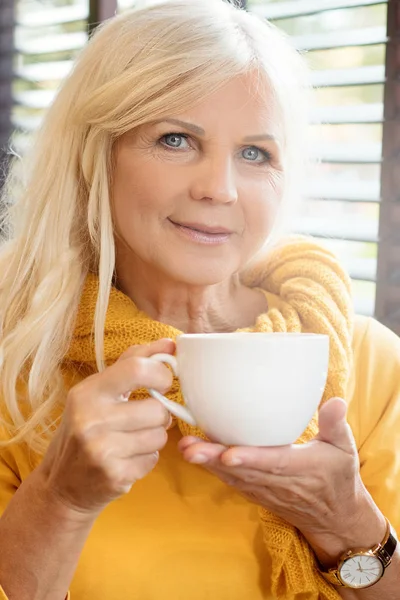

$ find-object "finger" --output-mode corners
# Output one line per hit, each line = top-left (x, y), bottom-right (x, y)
(108, 427), (168, 458)
(218, 444), (294, 475)
(180, 441), (228, 464)
(114, 452), (160, 491)
(118, 339), (175, 362)
(110, 398), (171, 431)
(206, 463), (288, 490)
(110, 338), (175, 400)
(203, 465), (240, 488)
(316, 397), (356, 454)
(95, 353), (174, 399)
(177, 436), (204, 452)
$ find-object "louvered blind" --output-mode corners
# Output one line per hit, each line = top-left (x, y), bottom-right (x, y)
(12, 0), (89, 154)
(0, 0), (14, 189)
(249, 0), (388, 317)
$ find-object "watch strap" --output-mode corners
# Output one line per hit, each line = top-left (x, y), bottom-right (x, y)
(374, 521), (397, 568)
(319, 568), (344, 587)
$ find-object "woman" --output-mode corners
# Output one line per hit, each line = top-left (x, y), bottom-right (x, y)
(0, 1), (399, 599)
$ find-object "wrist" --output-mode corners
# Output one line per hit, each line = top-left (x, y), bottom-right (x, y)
(0, 467), (95, 600)
(302, 487), (386, 567)
(29, 466), (99, 531)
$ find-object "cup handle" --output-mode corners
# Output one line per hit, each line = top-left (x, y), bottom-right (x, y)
(148, 353), (197, 427)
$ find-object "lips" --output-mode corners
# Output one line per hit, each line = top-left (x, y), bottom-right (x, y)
(167, 218), (233, 246)
(168, 219), (233, 235)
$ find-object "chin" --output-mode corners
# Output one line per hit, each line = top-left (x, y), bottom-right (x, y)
(163, 258), (238, 287)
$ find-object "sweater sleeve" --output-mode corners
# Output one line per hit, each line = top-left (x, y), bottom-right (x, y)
(0, 586), (70, 600)
(352, 317), (400, 535)
(0, 434), (71, 599)
(0, 435), (21, 518)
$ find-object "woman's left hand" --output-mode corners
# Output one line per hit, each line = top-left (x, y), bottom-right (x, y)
(178, 397), (385, 564)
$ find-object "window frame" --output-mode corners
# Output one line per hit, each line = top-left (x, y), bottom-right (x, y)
(375, 0), (400, 336)
(0, 0), (14, 191)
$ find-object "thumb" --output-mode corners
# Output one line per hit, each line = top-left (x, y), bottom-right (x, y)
(316, 397), (356, 454)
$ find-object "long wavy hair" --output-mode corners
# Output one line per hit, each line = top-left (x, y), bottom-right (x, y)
(0, 0), (311, 453)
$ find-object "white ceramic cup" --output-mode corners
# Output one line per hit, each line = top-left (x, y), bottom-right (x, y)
(148, 332), (329, 446)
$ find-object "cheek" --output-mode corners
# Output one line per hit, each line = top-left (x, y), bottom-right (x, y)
(112, 158), (167, 233)
(112, 147), (190, 223)
(243, 173), (284, 239)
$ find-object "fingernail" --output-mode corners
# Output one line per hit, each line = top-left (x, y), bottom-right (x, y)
(189, 453), (208, 464)
(224, 456), (243, 466)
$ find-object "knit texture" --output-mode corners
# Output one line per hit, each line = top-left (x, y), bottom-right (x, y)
(66, 237), (354, 600)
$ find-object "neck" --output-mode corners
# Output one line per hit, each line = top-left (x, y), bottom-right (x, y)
(115, 256), (267, 334)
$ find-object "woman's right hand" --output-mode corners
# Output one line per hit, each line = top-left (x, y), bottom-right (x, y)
(37, 338), (175, 517)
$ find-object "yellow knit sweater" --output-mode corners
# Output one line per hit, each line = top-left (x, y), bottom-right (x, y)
(66, 237), (354, 600)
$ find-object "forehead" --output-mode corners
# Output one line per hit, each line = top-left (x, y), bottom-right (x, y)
(170, 73), (282, 141)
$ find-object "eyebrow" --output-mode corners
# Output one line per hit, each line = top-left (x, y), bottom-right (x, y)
(159, 118), (205, 136)
(156, 118), (277, 143)
(243, 133), (277, 143)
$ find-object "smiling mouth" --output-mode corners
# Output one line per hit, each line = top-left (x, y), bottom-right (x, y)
(167, 218), (233, 245)
(168, 219), (233, 235)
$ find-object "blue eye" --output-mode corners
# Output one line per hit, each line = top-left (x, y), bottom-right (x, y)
(242, 146), (271, 163)
(161, 134), (189, 149)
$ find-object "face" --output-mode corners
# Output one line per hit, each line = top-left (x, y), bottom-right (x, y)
(112, 74), (285, 286)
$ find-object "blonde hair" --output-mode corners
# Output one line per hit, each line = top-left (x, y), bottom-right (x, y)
(0, 0), (310, 453)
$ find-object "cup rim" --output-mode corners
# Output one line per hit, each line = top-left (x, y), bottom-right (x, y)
(178, 332), (329, 340)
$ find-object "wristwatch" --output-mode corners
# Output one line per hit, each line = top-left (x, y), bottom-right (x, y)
(319, 518), (397, 589)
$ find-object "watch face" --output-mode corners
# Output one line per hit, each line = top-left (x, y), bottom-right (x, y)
(339, 554), (384, 588)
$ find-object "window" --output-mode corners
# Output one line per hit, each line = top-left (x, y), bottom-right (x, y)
(5, 0), (399, 333)
(249, 0), (388, 319)
(12, 0), (89, 154)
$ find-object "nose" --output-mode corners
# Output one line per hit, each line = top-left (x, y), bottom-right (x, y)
(190, 155), (239, 205)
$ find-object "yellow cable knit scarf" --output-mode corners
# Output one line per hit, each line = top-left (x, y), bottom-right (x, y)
(66, 237), (354, 600)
